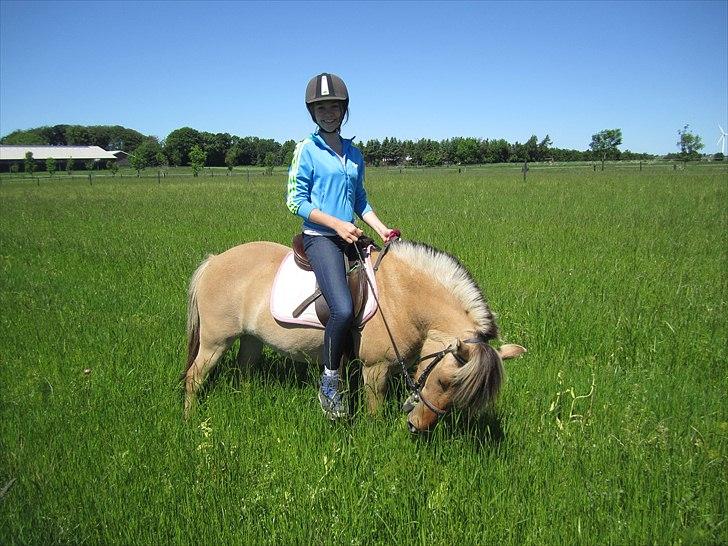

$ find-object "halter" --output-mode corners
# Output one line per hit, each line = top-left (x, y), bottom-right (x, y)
(353, 235), (482, 421)
(400, 345), (466, 417)
(401, 337), (485, 419)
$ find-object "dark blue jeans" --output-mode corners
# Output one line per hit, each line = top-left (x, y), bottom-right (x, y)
(303, 234), (354, 371)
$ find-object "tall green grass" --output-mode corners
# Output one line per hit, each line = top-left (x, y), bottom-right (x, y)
(1, 166), (726, 544)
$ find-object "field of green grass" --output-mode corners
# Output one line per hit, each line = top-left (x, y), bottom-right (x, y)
(1, 165), (726, 544)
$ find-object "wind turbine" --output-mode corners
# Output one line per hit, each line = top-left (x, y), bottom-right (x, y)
(718, 125), (727, 155)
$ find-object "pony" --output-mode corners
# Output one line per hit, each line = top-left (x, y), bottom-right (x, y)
(183, 239), (525, 433)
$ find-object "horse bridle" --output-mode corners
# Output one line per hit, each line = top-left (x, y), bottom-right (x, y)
(400, 339), (482, 419)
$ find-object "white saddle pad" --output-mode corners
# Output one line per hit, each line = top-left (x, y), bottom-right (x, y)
(270, 250), (379, 329)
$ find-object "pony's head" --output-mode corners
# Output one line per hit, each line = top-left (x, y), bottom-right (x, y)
(386, 239), (526, 433)
(406, 338), (526, 434)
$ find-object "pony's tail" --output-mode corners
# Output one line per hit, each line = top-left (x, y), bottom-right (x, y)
(181, 255), (214, 383)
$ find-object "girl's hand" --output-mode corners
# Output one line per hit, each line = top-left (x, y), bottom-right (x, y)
(336, 220), (363, 243)
(380, 227), (400, 242)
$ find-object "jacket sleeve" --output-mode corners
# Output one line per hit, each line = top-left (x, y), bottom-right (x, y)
(286, 141), (315, 220)
(353, 157), (373, 218)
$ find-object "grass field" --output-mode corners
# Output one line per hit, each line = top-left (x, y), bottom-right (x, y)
(1, 165), (726, 544)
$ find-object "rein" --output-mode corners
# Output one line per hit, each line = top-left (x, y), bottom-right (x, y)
(353, 233), (476, 420)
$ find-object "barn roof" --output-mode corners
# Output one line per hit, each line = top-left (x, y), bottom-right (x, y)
(0, 145), (118, 161)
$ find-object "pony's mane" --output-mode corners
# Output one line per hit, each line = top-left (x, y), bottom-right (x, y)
(389, 240), (497, 337)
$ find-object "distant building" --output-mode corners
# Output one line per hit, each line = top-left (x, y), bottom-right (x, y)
(0, 145), (120, 172)
(108, 150), (129, 166)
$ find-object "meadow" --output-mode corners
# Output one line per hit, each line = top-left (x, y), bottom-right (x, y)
(1, 164), (726, 544)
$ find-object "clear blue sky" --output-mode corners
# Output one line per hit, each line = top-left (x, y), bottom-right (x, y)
(1, 0), (726, 155)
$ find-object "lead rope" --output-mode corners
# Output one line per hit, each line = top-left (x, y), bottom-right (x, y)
(352, 232), (418, 392)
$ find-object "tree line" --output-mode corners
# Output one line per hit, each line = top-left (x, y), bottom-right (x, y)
(0, 125), (148, 152)
(360, 134), (654, 166)
(1, 123), (679, 173)
(117, 129), (657, 174)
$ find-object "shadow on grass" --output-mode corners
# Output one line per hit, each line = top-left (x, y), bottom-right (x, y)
(200, 345), (312, 396)
(196, 343), (360, 405)
(183, 346), (506, 450)
(403, 408), (506, 451)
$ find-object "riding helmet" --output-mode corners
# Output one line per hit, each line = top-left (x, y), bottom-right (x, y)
(305, 73), (349, 123)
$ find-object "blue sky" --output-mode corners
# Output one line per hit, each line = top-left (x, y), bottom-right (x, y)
(1, 0), (726, 155)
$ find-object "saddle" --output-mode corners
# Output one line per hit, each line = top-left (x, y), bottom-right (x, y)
(291, 233), (376, 326)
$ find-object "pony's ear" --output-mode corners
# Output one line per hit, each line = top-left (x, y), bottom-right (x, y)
(498, 344), (527, 360)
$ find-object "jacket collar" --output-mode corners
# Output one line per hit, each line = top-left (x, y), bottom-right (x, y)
(312, 130), (353, 154)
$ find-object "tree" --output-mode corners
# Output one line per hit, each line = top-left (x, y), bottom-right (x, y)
(225, 147), (238, 174)
(523, 135), (539, 162)
(189, 145), (207, 177)
(381, 137), (403, 164)
(129, 140), (160, 177)
(45, 125), (68, 145)
(103, 126), (145, 151)
(264, 152), (276, 175)
(508, 142), (523, 163)
(132, 138), (163, 170)
(280, 139), (296, 166)
(164, 127), (202, 166)
(1, 128), (50, 145)
(677, 125), (704, 163)
(129, 153), (146, 177)
(24, 151), (35, 177)
(489, 139), (510, 164)
(65, 125), (91, 145)
(0, 124), (145, 151)
(423, 148), (442, 167)
(155, 151), (168, 174)
(255, 139), (281, 166)
(440, 139), (459, 164)
(201, 131), (232, 167)
(84, 160), (95, 172)
(46, 157), (57, 177)
(455, 137), (480, 164)
(235, 137), (257, 165)
(413, 138), (441, 166)
(361, 139), (382, 166)
(590, 129), (622, 170)
(107, 160), (119, 177)
(537, 135), (552, 161)
(66, 158), (74, 175)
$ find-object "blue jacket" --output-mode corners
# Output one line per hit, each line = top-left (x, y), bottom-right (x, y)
(286, 131), (372, 234)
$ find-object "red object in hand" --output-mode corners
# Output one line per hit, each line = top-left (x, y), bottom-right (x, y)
(387, 229), (401, 242)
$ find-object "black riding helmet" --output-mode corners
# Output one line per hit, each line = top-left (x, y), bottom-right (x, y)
(305, 73), (349, 129)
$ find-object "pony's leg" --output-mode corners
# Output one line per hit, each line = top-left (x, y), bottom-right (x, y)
(362, 362), (389, 415)
(236, 335), (263, 377)
(184, 338), (232, 418)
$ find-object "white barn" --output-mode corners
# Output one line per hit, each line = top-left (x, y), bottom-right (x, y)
(0, 145), (120, 171)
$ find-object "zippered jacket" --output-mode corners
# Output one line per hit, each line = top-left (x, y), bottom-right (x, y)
(286, 131), (372, 235)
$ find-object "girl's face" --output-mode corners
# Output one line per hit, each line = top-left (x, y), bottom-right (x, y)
(313, 101), (343, 133)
